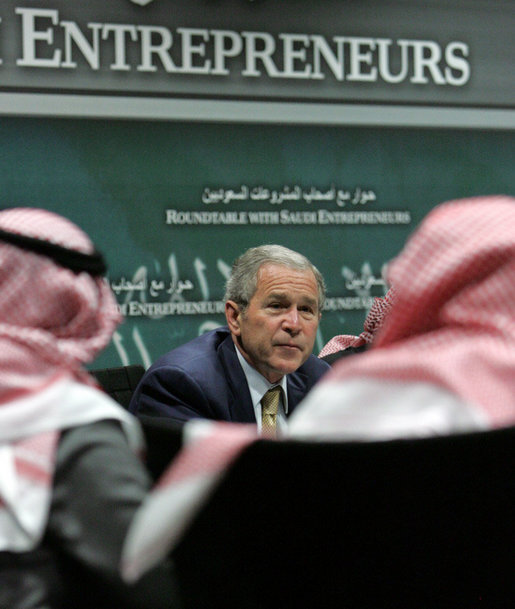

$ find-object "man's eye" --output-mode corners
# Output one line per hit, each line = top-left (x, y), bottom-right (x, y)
(299, 306), (315, 315)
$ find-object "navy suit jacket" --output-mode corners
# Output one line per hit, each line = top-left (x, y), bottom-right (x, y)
(129, 326), (330, 424)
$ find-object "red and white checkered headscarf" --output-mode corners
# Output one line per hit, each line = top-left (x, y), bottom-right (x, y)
(327, 195), (515, 426)
(318, 288), (395, 357)
(0, 207), (121, 400)
(0, 208), (140, 552)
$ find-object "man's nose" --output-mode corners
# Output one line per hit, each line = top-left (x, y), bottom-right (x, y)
(282, 307), (301, 333)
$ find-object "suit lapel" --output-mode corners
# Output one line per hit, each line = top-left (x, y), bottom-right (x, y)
(218, 336), (256, 423)
(286, 370), (309, 416)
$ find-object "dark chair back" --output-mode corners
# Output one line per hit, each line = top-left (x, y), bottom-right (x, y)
(90, 366), (183, 479)
(90, 365), (145, 409)
(173, 426), (515, 609)
(138, 415), (184, 481)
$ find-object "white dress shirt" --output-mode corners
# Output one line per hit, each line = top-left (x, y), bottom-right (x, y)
(235, 348), (289, 435)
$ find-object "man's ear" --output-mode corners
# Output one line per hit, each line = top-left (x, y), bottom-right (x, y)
(225, 300), (242, 335)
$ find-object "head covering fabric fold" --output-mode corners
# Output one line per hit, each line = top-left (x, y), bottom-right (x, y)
(318, 288), (395, 357)
(325, 195), (515, 426)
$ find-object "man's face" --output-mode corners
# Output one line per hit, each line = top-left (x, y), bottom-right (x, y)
(226, 263), (321, 384)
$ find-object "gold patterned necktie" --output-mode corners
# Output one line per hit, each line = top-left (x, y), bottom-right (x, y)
(261, 386), (282, 437)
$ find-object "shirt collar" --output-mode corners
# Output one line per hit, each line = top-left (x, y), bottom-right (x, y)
(235, 347), (289, 413)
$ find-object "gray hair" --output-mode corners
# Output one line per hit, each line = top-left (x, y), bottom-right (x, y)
(224, 244), (326, 311)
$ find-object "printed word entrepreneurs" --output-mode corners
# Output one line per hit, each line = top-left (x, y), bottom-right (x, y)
(10, 7), (470, 85)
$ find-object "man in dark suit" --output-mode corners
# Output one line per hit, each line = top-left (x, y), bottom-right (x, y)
(129, 245), (330, 433)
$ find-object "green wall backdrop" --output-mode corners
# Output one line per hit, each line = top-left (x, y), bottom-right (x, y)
(1, 116), (513, 367)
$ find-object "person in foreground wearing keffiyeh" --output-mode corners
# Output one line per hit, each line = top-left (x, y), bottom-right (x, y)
(120, 195), (515, 584)
(0, 208), (181, 609)
(290, 194), (515, 439)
